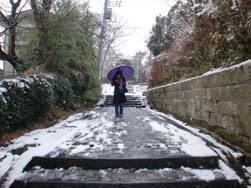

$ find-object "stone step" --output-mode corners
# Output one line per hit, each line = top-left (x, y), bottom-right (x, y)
(105, 99), (142, 101)
(104, 105), (144, 107)
(104, 102), (143, 105)
(23, 156), (219, 171)
(105, 98), (142, 101)
(103, 102), (143, 105)
(103, 101), (144, 107)
(104, 100), (142, 102)
(104, 94), (144, 108)
(104, 105), (145, 108)
(106, 99), (142, 100)
(12, 167), (240, 188)
(105, 95), (142, 99)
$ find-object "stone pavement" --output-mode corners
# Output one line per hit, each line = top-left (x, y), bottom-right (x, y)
(10, 97), (241, 187)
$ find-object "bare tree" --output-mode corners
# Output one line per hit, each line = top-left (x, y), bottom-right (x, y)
(0, 0), (27, 71)
(102, 47), (123, 80)
(100, 18), (132, 79)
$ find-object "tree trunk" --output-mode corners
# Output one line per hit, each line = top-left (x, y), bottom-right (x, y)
(30, 0), (52, 65)
(0, 43), (18, 69)
(36, 22), (49, 64)
(8, 0), (21, 57)
(0, 0), (23, 72)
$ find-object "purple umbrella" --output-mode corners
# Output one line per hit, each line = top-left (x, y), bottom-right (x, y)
(107, 65), (134, 81)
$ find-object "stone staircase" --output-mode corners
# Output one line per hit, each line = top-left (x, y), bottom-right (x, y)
(11, 155), (240, 188)
(103, 95), (145, 108)
(9, 106), (241, 188)
(126, 85), (135, 93)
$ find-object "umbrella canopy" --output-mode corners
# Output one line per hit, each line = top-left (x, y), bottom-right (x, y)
(107, 65), (134, 81)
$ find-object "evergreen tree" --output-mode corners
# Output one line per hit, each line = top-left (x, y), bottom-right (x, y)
(19, 0), (101, 102)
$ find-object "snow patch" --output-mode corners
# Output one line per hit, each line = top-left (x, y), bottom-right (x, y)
(148, 119), (217, 157)
(182, 160), (242, 182)
(102, 83), (147, 96)
(231, 0), (237, 10)
(0, 110), (91, 187)
(0, 153), (14, 179)
(218, 160), (242, 182)
(147, 108), (243, 159)
(196, 0), (218, 17)
(182, 167), (216, 181)
(102, 84), (114, 95)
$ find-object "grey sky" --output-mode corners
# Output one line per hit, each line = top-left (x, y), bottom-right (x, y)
(88, 0), (175, 56)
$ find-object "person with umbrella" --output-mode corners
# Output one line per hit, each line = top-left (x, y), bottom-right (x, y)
(112, 70), (127, 118)
(108, 65), (134, 118)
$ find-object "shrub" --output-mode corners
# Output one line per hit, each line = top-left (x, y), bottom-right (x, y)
(147, 0), (251, 88)
(0, 74), (73, 132)
(81, 72), (101, 102)
(50, 77), (73, 108)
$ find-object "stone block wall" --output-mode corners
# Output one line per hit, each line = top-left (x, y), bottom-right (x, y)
(144, 61), (251, 146)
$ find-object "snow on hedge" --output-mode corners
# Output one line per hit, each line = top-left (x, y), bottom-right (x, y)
(193, 0), (218, 17)
(0, 74), (54, 103)
(0, 74), (73, 133)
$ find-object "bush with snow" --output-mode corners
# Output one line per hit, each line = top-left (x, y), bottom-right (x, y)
(0, 74), (73, 132)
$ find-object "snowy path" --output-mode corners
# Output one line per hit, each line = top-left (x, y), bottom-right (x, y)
(0, 104), (243, 187)
(46, 107), (216, 159)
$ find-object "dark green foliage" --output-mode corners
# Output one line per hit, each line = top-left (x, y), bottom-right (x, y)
(81, 72), (101, 102)
(147, 16), (172, 56)
(147, 0), (190, 56)
(18, 1), (101, 103)
(0, 1), (101, 134)
(50, 77), (73, 108)
(0, 75), (73, 133)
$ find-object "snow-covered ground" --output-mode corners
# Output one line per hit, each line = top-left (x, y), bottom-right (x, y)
(146, 108), (243, 160)
(0, 113), (85, 187)
(0, 83), (250, 187)
(102, 83), (148, 96)
(0, 105), (247, 187)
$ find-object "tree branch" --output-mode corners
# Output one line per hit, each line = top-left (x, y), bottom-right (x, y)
(9, 0), (14, 6)
(0, 20), (22, 36)
(16, 0), (30, 19)
(0, 43), (18, 69)
(0, 10), (10, 25)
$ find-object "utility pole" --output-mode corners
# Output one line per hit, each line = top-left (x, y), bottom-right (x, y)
(97, 0), (122, 79)
(97, 0), (109, 79)
(136, 51), (146, 83)
(136, 57), (142, 83)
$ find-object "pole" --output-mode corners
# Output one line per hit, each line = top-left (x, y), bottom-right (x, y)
(136, 60), (139, 82)
(136, 56), (143, 83)
(97, 0), (109, 79)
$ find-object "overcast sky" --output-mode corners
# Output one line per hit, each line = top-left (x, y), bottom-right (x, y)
(0, 0), (176, 69)
(88, 0), (175, 56)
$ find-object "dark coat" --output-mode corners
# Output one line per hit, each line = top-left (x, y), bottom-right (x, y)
(111, 77), (127, 104)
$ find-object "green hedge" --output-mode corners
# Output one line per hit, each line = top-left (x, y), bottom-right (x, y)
(0, 74), (73, 132)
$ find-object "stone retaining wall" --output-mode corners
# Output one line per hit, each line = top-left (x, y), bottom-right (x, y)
(144, 61), (251, 147)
